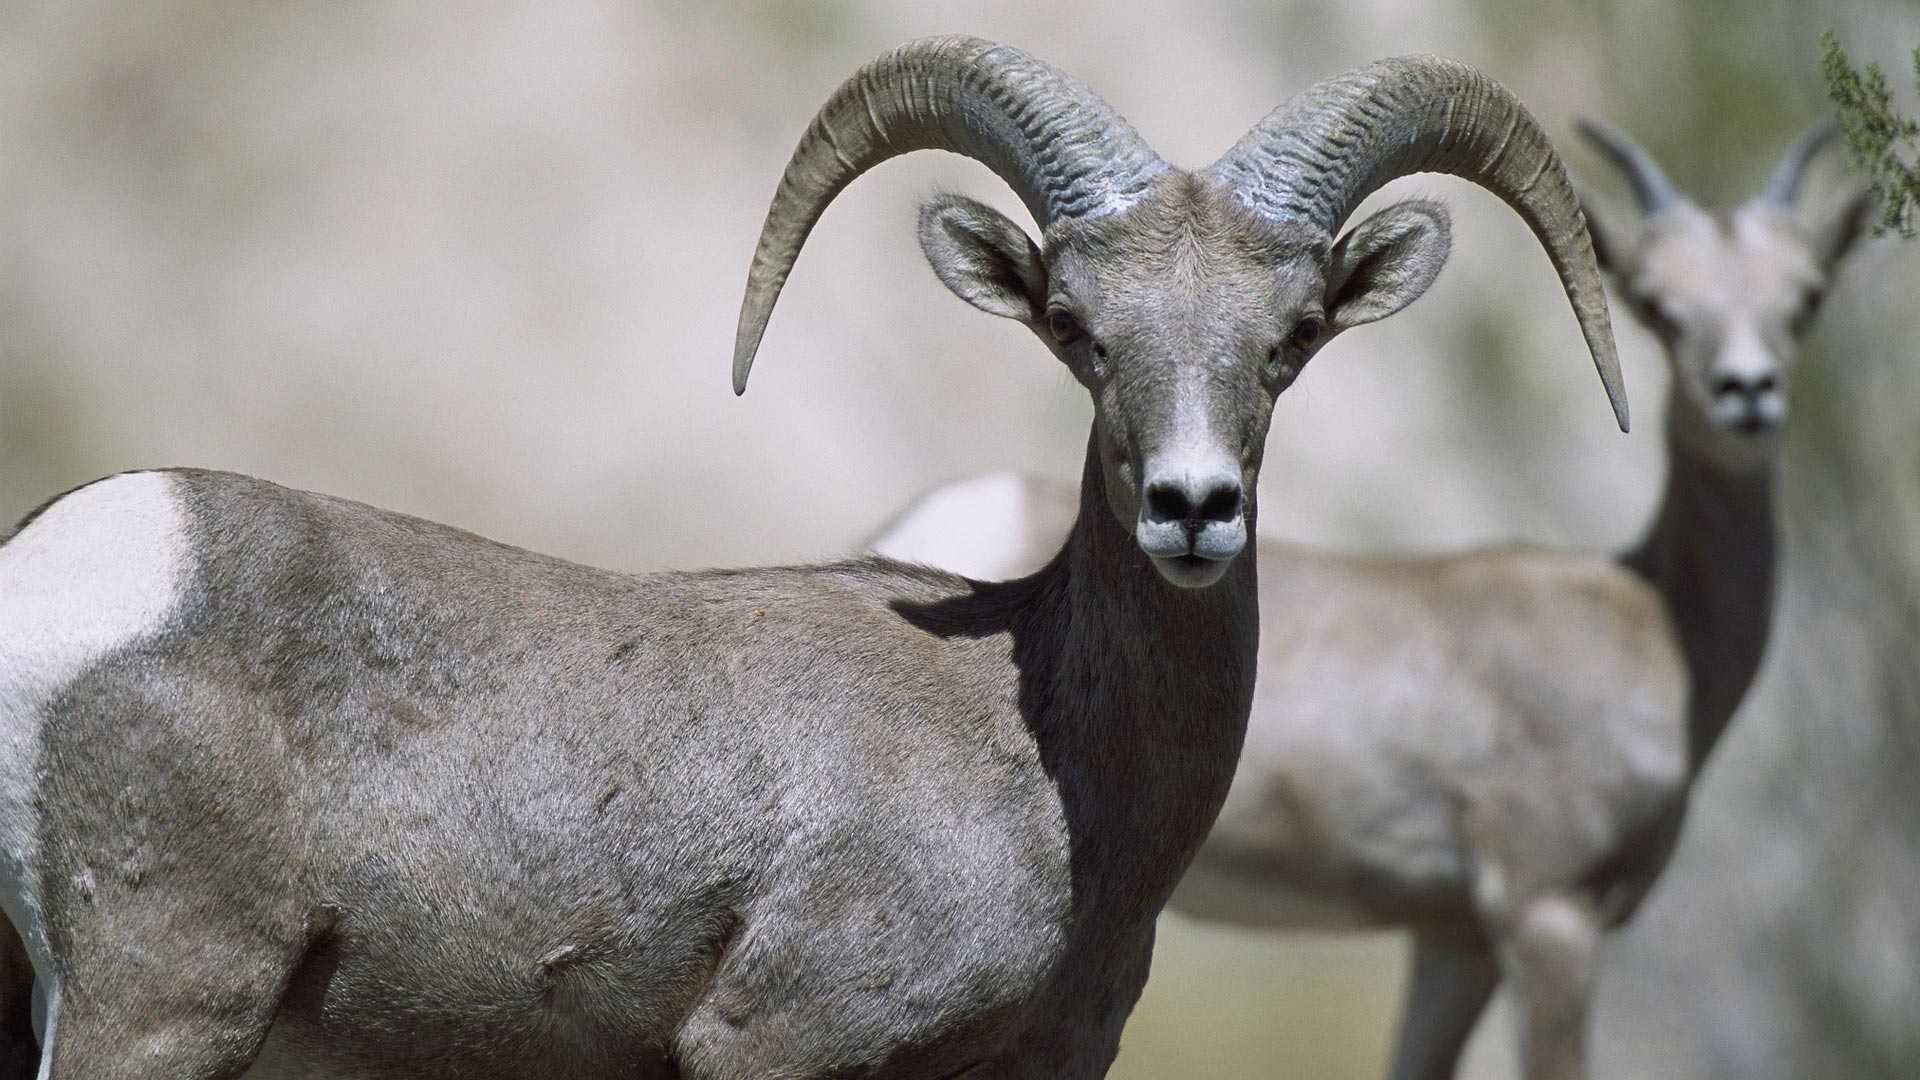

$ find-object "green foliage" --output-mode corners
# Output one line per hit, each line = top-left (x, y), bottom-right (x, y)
(1822, 32), (1920, 238)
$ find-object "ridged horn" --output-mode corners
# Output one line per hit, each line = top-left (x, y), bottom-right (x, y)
(731, 36), (1168, 395)
(1575, 118), (1684, 216)
(1759, 119), (1839, 208)
(1210, 57), (1628, 431)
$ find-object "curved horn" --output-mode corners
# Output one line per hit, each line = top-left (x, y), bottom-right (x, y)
(1759, 119), (1839, 208)
(1575, 118), (1684, 216)
(731, 36), (1168, 394)
(1210, 57), (1629, 431)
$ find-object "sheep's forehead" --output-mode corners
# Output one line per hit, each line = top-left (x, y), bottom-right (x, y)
(1064, 175), (1317, 321)
(1636, 206), (1819, 316)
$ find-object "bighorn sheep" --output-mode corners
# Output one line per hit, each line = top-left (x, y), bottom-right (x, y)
(0, 37), (1624, 1078)
(871, 121), (1870, 1080)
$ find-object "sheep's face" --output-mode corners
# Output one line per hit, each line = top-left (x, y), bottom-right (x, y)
(1605, 204), (1835, 467)
(919, 172), (1450, 588)
(1581, 143), (1873, 473)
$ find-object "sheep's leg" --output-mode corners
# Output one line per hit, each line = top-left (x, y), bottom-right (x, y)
(1496, 893), (1600, 1080)
(39, 899), (301, 1080)
(1386, 932), (1499, 1080)
(43, 963), (284, 1080)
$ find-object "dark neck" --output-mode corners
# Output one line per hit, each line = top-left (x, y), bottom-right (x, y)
(949, 441), (1257, 1080)
(1024, 436), (1259, 915)
(1622, 413), (1778, 773)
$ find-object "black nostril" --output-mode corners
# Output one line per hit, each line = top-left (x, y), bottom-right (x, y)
(1145, 483), (1190, 525)
(1754, 373), (1778, 394)
(1145, 479), (1243, 528)
(1197, 484), (1243, 524)
(1712, 375), (1749, 400)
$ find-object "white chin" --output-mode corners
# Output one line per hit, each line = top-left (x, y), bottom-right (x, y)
(1149, 553), (1233, 589)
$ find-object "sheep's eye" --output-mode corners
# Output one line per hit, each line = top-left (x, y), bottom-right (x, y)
(1633, 295), (1679, 337)
(1290, 316), (1326, 351)
(1788, 289), (1822, 336)
(1047, 309), (1083, 344)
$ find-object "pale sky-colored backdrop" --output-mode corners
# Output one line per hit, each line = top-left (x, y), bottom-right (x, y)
(2, 1), (1916, 1075)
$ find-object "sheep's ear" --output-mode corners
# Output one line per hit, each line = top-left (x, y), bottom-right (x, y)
(1324, 199), (1451, 335)
(918, 194), (1047, 322)
(1575, 183), (1633, 275)
(1814, 184), (1879, 271)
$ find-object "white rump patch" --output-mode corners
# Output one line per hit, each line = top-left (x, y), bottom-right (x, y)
(869, 473), (1057, 582)
(0, 471), (190, 994)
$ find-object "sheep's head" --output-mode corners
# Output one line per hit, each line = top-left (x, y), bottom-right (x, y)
(915, 180), (1451, 585)
(734, 38), (1628, 588)
(1579, 120), (1874, 470)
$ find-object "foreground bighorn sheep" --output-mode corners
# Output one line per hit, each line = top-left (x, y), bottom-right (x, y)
(872, 121), (1870, 1080)
(0, 37), (1623, 1078)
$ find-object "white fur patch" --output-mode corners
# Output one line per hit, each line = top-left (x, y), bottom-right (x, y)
(0, 471), (190, 999)
(869, 473), (1047, 582)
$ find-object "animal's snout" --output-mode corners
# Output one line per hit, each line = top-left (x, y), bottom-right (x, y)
(1135, 458), (1247, 587)
(1144, 474), (1244, 535)
(1709, 369), (1785, 435)
(1712, 372), (1777, 400)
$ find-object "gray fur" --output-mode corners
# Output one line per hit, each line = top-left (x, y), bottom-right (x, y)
(0, 39), (1619, 1079)
(869, 122), (1872, 1080)
(4, 463), (1253, 1079)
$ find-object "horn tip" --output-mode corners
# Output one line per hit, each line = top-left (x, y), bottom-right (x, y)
(1587, 329), (1630, 431)
(732, 302), (769, 396)
(1604, 366), (1630, 431)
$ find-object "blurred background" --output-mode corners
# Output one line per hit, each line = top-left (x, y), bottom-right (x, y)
(2, 0), (1915, 1075)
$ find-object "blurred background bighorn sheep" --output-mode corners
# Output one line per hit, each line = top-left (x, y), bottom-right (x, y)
(873, 123), (1870, 1080)
(0, 37), (1626, 1080)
